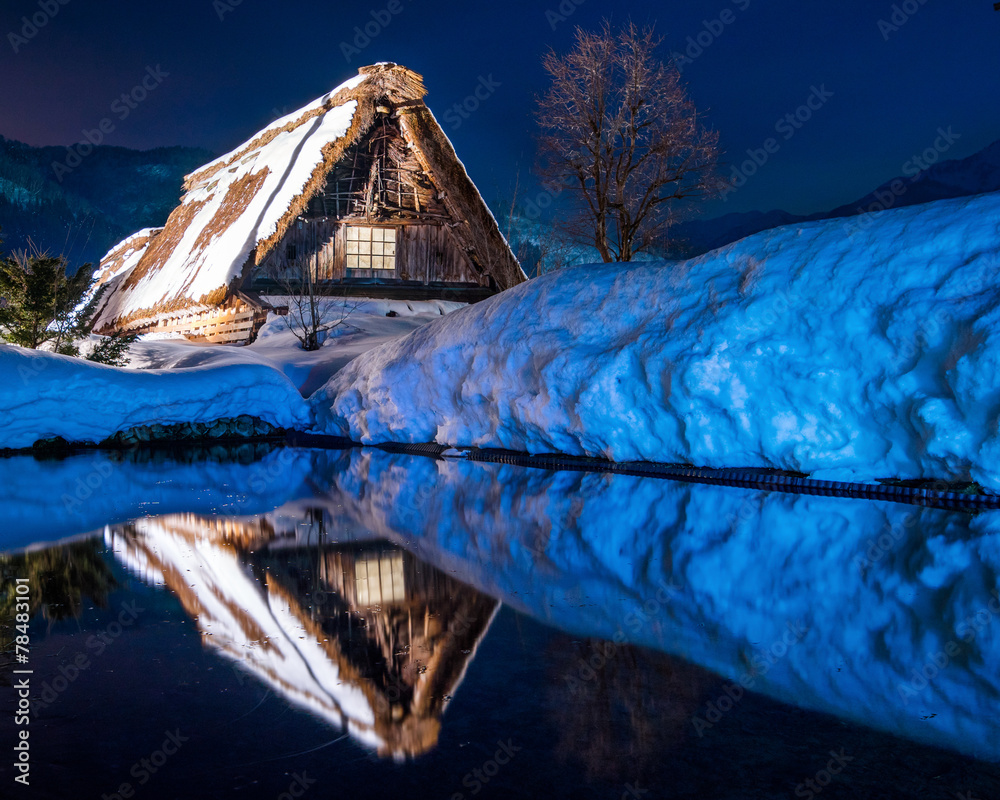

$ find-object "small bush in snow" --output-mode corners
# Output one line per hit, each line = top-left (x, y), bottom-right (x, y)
(86, 331), (138, 367)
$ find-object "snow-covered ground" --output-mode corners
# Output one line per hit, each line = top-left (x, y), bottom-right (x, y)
(129, 297), (463, 395)
(315, 191), (1000, 491)
(0, 299), (462, 450)
(5, 189), (1000, 493)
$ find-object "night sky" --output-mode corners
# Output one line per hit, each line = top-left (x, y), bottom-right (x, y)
(1, 0), (998, 217)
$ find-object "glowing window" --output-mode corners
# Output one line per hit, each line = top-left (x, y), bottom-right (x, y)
(355, 553), (405, 607)
(345, 226), (397, 274)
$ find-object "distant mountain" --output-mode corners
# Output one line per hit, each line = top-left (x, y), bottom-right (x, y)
(670, 209), (802, 258)
(0, 136), (213, 270)
(671, 137), (1000, 257)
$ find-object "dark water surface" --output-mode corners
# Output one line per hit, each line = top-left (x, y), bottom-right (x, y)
(1, 446), (999, 799)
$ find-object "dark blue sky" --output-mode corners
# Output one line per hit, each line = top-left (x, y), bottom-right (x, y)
(1, 0), (998, 216)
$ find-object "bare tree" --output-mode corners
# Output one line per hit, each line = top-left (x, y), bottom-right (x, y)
(267, 261), (359, 351)
(536, 21), (721, 262)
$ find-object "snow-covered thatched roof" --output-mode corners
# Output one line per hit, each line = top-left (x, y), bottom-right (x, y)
(94, 227), (163, 288)
(93, 64), (524, 333)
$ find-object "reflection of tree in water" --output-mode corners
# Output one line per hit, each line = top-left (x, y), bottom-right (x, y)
(0, 540), (117, 622)
(0, 540), (118, 682)
(548, 636), (710, 784)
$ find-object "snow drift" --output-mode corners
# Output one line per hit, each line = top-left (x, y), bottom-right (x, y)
(314, 191), (1000, 489)
(0, 345), (311, 450)
(128, 297), (465, 395)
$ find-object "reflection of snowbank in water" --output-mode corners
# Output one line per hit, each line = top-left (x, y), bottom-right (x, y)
(5, 445), (1000, 760)
(302, 449), (1000, 762)
(0, 447), (315, 552)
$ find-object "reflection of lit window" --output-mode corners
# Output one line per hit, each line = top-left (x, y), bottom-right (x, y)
(346, 226), (397, 275)
(355, 553), (405, 607)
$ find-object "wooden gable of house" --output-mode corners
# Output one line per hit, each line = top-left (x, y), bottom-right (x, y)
(252, 109), (485, 295)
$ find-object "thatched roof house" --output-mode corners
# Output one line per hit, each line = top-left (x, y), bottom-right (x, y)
(92, 63), (525, 343)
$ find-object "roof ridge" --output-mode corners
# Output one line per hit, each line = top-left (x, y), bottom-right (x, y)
(184, 64), (427, 191)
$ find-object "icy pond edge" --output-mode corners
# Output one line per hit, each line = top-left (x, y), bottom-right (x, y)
(4, 429), (996, 512)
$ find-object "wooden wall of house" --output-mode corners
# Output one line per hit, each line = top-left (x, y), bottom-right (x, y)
(257, 219), (483, 286)
(121, 299), (267, 344)
(258, 218), (340, 281)
(396, 224), (480, 284)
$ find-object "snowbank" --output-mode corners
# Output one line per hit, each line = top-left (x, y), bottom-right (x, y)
(314, 191), (1000, 489)
(0, 297), (468, 451)
(0, 345), (311, 450)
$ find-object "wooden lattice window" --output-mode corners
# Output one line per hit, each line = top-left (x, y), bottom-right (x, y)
(346, 226), (397, 276)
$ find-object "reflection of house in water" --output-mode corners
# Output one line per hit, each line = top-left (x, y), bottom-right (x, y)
(106, 511), (499, 758)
